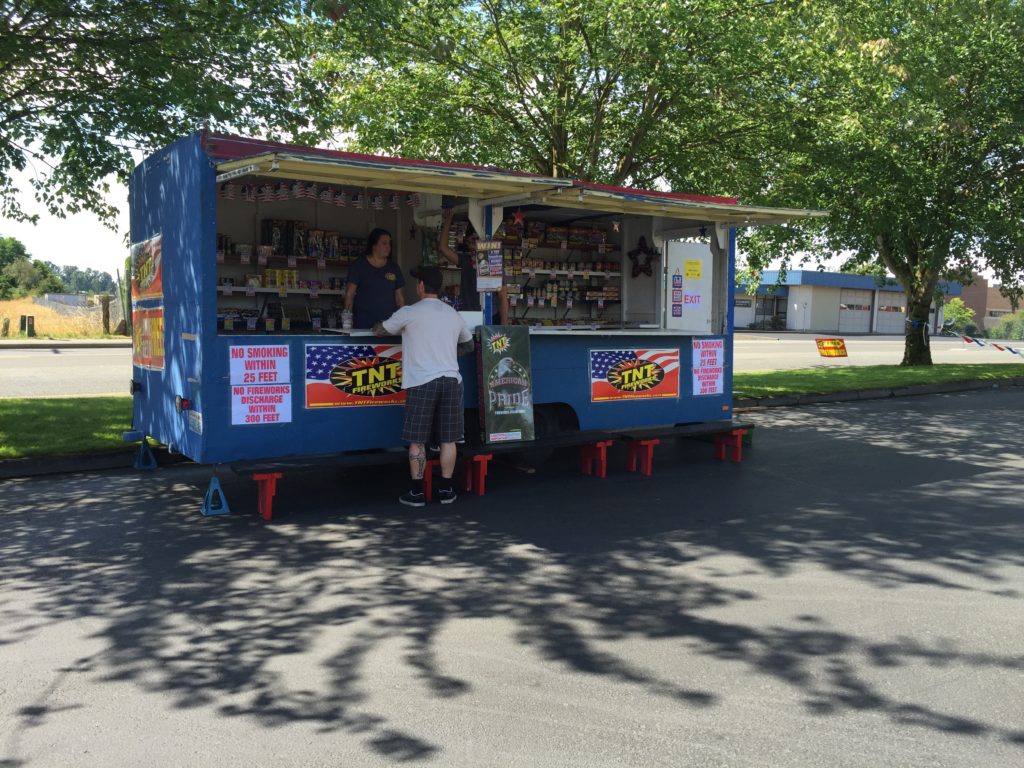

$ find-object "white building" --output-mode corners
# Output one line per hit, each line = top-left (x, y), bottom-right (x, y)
(735, 270), (961, 334)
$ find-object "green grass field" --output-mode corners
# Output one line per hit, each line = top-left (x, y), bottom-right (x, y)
(733, 363), (1023, 399)
(0, 364), (1021, 460)
(0, 396), (133, 459)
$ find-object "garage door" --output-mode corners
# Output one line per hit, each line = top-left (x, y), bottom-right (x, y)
(839, 289), (872, 333)
(875, 293), (906, 334)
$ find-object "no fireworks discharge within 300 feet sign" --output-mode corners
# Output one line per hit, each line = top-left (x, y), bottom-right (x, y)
(230, 345), (293, 425)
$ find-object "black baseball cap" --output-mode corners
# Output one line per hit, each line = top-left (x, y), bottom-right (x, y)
(410, 265), (444, 293)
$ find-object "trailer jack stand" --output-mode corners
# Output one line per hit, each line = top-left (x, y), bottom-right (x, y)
(201, 476), (231, 517)
(134, 440), (157, 471)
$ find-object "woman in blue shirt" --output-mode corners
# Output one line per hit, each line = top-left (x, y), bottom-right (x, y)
(344, 228), (406, 329)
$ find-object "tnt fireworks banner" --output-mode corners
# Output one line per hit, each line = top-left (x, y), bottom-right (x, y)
(130, 233), (163, 300)
(480, 326), (534, 442)
(132, 306), (165, 371)
(590, 349), (680, 402)
(305, 344), (405, 408)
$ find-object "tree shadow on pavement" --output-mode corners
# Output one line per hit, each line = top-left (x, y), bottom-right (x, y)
(1, 390), (1022, 764)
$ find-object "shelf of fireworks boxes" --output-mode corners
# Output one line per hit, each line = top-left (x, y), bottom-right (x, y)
(216, 228), (367, 266)
(500, 219), (616, 251)
(216, 265), (348, 333)
(525, 281), (621, 307)
(216, 295), (347, 334)
(502, 247), (622, 279)
(217, 269), (346, 297)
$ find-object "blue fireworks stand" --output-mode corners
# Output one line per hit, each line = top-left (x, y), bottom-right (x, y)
(125, 132), (819, 517)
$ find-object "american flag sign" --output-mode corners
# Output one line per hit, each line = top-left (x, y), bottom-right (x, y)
(590, 349), (679, 402)
(305, 344), (405, 408)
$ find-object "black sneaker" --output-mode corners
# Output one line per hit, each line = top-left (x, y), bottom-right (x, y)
(399, 490), (426, 507)
(437, 487), (457, 505)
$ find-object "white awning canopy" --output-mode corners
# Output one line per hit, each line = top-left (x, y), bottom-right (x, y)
(215, 149), (825, 226)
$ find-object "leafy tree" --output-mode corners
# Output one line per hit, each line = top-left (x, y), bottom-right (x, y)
(941, 297), (975, 332)
(743, 0), (1024, 365)
(1, 0), (338, 225)
(989, 311), (1024, 341)
(43, 262), (116, 294)
(1, 258), (64, 297)
(314, 0), (801, 191)
(0, 235), (30, 270)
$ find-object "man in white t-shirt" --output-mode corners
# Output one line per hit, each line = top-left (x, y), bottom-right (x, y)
(375, 265), (473, 506)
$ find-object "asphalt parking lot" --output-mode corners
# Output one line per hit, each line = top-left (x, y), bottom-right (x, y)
(2, 389), (1023, 767)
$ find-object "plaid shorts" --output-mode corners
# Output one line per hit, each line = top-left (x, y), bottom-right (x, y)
(402, 376), (464, 444)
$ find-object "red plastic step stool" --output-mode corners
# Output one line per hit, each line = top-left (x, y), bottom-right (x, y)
(626, 438), (661, 477)
(580, 440), (614, 479)
(253, 472), (283, 521)
(463, 454), (493, 496)
(713, 429), (748, 463)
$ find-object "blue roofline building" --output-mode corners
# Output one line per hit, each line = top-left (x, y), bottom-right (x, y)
(734, 270), (962, 334)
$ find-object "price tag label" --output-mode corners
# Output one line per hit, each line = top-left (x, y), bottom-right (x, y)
(527, 296), (535, 307)
(287, 255), (297, 268)
(538, 297), (545, 307)
(312, 317), (322, 330)
(246, 284), (256, 297)
(246, 316), (257, 331)
(265, 318), (276, 332)
(224, 318), (234, 331)
(528, 267), (536, 278)
(278, 285), (288, 297)
(583, 270), (590, 280)
(222, 284), (233, 296)
(560, 241), (567, 250)
(281, 318), (290, 331)
(510, 295), (518, 307)
(216, 251), (225, 264)
(240, 252), (250, 265)
(568, 268), (575, 278)
(317, 256), (326, 269)
(567, 297), (573, 309)
(258, 253), (267, 266)
(309, 286), (319, 299)
(598, 298), (605, 309)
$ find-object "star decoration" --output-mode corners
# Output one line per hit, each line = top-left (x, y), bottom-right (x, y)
(628, 236), (659, 277)
(512, 208), (525, 226)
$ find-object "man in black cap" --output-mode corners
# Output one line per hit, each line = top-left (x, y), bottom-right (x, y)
(375, 265), (473, 506)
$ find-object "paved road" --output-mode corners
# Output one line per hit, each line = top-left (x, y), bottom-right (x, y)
(1, 333), (1019, 398)
(734, 332), (1021, 370)
(2, 390), (1022, 767)
(0, 347), (130, 397)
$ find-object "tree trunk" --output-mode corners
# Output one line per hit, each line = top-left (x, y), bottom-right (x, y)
(902, 293), (933, 366)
